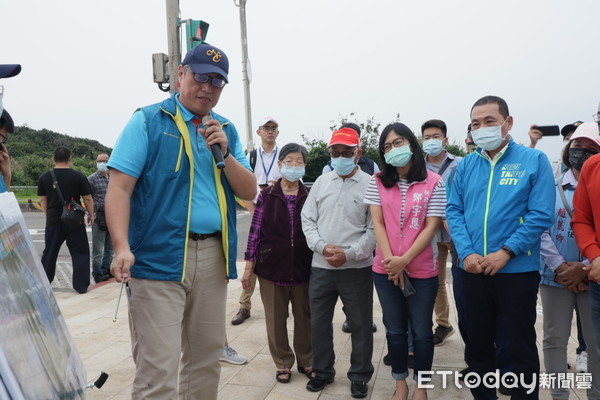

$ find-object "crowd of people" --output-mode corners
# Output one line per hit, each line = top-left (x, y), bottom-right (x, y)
(2, 42), (600, 400)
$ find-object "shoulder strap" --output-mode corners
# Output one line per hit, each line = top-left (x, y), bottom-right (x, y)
(437, 157), (454, 177)
(557, 182), (573, 218)
(249, 149), (257, 170)
(49, 169), (66, 203)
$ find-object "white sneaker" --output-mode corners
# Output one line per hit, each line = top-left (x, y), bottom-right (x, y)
(220, 346), (248, 365)
(576, 351), (588, 373)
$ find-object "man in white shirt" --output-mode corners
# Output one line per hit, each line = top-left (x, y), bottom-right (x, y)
(233, 116), (283, 325)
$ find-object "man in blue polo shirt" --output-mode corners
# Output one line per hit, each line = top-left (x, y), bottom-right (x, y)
(106, 43), (256, 400)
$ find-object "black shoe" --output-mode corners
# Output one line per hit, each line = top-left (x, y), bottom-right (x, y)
(342, 319), (377, 333)
(407, 354), (414, 369)
(306, 375), (333, 392)
(351, 380), (368, 398)
(383, 353), (391, 366)
(342, 319), (351, 333)
(231, 308), (251, 325)
(433, 325), (455, 346)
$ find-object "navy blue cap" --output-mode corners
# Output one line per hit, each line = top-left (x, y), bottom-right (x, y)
(0, 64), (21, 79)
(182, 44), (229, 83)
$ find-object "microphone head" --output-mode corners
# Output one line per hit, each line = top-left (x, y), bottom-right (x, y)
(201, 115), (212, 125)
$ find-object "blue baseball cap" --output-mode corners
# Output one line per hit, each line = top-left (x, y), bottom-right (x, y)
(181, 44), (229, 83)
(0, 64), (21, 79)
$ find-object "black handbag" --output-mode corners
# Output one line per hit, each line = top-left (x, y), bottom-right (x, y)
(50, 169), (87, 227)
(96, 207), (108, 231)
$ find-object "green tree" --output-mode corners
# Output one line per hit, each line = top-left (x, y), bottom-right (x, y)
(301, 135), (329, 182)
(446, 140), (467, 158)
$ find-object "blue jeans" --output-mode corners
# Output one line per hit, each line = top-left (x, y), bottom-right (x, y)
(91, 223), (114, 278)
(373, 273), (437, 381)
(589, 282), (600, 360)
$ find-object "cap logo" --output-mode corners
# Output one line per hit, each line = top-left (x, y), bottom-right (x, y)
(206, 49), (222, 63)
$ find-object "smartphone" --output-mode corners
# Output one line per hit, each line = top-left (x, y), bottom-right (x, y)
(401, 274), (416, 297)
(535, 125), (560, 136)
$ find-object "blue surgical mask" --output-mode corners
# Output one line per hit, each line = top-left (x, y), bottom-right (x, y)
(97, 162), (108, 172)
(384, 145), (412, 167)
(330, 156), (356, 176)
(280, 165), (305, 182)
(423, 139), (444, 156)
(471, 120), (508, 151)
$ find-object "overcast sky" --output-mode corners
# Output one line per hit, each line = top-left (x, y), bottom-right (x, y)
(2, 0), (599, 161)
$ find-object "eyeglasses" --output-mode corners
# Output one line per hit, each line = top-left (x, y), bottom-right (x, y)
(593, 113), (600, 123)
(329, 149), (356, 158)
(282, 160), (305, 166)
(260, 126), (278, 132)
(184, 66), (227, 88)
(422, 133), (444, 141)
(0, 133), (7, 145)
(381, 138), (406, 153)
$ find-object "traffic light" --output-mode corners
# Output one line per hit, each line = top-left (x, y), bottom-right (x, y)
(184, 20), (209, 52)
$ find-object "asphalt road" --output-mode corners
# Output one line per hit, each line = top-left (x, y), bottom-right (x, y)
(22, 209), (252, 291)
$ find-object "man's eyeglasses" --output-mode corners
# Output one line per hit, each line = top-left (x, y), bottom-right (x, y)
(329, 149), (356, 158)
(593, 113), (600, 123)
(381, 138), (406, 153)
(184, 66), (227, 88)
(260, 126), (278, 132)
(0, 133), (7, 145)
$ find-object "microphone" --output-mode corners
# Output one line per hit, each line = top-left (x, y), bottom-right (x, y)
(202, 115), (225, 169)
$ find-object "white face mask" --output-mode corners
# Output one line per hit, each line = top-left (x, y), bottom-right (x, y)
(471, 119), (508, 151)
(97, 162), (108, 172)
(423, 139), (444, 156)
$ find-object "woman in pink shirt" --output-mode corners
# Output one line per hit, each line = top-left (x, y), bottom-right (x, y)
(364, 123), (446, 400)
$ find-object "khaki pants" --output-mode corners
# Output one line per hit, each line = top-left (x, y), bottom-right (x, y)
(128, 237), (227, 400)
(434, 241), (452, 328)
(258, 277), (312, 370)
(238, 272), (257, 311)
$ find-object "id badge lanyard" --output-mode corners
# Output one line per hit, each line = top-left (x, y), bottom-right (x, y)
(259, 146), (277, 185)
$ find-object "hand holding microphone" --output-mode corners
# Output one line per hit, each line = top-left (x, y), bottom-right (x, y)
(201, 115), (226, 169)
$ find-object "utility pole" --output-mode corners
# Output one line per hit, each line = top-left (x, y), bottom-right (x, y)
(166, 0), (181, 93)
(235, 0), (253, 151)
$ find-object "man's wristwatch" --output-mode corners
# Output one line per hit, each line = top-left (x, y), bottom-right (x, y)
(501, 245), (516, 259)
(223, 146), (231, 159)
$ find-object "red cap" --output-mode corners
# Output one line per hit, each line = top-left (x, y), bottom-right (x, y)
(328, 128), (360, 147)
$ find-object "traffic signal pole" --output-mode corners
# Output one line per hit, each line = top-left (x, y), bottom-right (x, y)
(166, 0), (181, 93)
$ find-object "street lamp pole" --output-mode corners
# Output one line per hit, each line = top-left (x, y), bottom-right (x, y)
(234, 0), (254, 152)
(166, 0), (181, 93)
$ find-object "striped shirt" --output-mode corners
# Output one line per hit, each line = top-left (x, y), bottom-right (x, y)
(364, 175), (446, 228)
(245, 192), (303, 286)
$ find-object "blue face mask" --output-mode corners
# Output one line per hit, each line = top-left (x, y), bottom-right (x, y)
(471, 119), (507, 151)
(384, 145), (412, 167)
(330, 156), (357, 176)
(280, 165), (305, 182)
(423, 139), (444, 156)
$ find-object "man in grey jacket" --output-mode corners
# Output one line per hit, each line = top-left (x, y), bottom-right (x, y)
(301, 127), (376, 399)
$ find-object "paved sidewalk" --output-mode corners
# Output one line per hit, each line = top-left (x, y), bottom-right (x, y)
(55, 263), (587, 400)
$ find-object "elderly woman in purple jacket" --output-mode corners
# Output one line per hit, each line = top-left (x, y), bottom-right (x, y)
(241, 143), (313, 384)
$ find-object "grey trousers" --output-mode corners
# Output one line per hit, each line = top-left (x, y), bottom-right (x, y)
(309, 266), (374, 382)
(540, 284), (600, 400)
